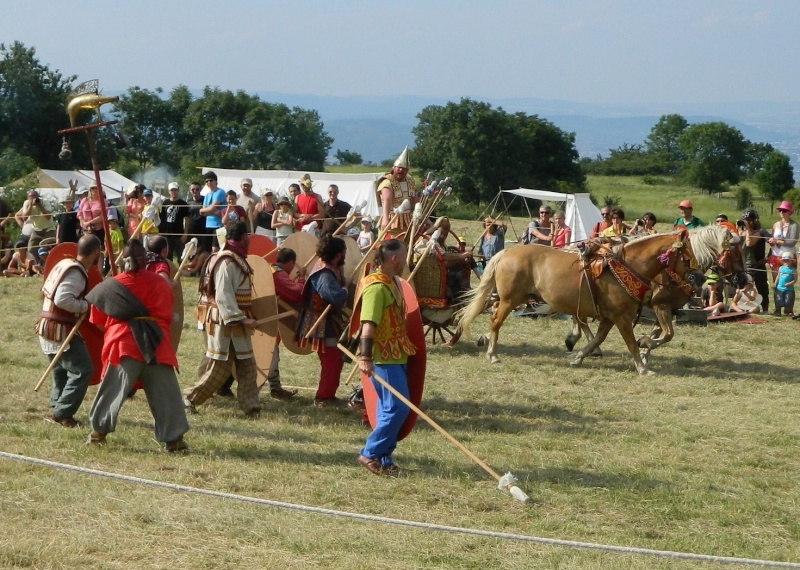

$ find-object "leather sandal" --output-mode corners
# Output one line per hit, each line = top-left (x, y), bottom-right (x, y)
(357, 454), (383, 475)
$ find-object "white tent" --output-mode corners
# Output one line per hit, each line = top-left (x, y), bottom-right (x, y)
(201, 168), (384, 218)
(502, 189), (602, 243)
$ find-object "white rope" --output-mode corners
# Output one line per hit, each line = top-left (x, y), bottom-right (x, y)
(1, 450), (798, 568)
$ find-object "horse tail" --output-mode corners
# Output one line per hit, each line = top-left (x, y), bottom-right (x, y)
(455, 249), (505, 334)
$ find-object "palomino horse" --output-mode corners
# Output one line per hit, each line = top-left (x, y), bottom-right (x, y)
(456, 231), (702, 375)
(564, 226), (747, 362)
(636, 225), (746, 361)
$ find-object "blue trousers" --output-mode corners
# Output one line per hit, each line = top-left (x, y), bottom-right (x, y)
(47, 335), (93, 419)
(360, 363), (410, 467)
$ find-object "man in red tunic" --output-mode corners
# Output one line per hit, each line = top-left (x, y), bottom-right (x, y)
(84, 238), (189, 451)
(294, 173), (324, 231)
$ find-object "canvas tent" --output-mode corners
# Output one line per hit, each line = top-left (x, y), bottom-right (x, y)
(502, 189), (602, 243)
(201, 168), (384, 218)
(4, 169), (134, 203)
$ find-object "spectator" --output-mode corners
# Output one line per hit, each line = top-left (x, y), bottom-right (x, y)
(702, 274), (726, 316)
(237, 178), (258, 233)
(551, 211), (571, 248)
(478, 216), (506, 264)
(271, 196), (297, 247)
(774, 251), (796, 317)
(16, 189), (56, 265)
(674, 200), (705, 229)
(222, 190), (248, 229)
(358, 217), (375, 255)
(601, 207), (628, 237)
(159, 182), (189, 262)
(730, 274), (762, 314)
(767, 200), (798, 291)
(739, 209), (770, 312)
(124, 184), (146, 237)
(522, 205), (554, 245)
(55, 190), (79, 244)
(631, 212), (658, 237)
(253, 189), (276, 238)
(590, 206), (612, 238)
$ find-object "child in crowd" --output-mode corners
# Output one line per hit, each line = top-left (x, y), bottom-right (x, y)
(271, 197), (297, 247)
(105, 213), (125, 275)
(774, 251), (796, 317)
(702, 274), (726, 316)
(358, 217), (374, 255)
(730, 274), (762, 314)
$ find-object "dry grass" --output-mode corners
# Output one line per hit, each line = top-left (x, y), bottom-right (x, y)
(1, 261), (800, 569)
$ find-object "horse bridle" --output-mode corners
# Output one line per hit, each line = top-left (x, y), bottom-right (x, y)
(657, 235), (701, 296)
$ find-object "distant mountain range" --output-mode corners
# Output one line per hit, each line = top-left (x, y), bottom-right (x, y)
(257, 91), (800, 169)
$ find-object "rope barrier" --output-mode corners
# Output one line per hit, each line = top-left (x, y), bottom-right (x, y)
(0, 451), (798, 568)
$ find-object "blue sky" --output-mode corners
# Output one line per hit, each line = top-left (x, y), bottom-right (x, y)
(2, 0), (798, 105)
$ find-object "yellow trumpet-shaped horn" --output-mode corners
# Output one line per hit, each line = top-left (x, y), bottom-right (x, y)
(67, 93), (119, 128)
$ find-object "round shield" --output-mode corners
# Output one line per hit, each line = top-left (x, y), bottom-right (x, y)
(42, 243), (104, 386)
(281, 232), (318, 280)
(340, 235), (364, 287)
(360, 277), (426, 441)
(247, 255), (279, 387)
(248, 233), (278, 264)
(165, 260), (185, 352)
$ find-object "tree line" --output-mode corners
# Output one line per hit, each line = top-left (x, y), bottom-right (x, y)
(582, 113), (795, 209)
(2, 41), (792, 213)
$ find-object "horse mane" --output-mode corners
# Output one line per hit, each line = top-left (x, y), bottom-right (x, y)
(687, 225), (732, 271)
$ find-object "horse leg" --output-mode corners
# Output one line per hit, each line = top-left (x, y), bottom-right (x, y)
(572, 319), (613, 366)
(580, 322), (603, 356)
(487, 299), (515, 364)
(613, 317), (654, 376)
(639, 306), (675, 366)
(564, 316), (583, 352)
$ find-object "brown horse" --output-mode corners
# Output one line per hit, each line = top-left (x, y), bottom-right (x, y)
(636, 225), (746, 361)
(457, 231), (702, 374)
(564, 226), (747, 361)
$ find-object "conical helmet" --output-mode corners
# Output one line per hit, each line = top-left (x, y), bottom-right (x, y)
(393, 145), (410, 169)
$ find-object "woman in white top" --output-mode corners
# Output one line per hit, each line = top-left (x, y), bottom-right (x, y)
(767, 200), (798, 286)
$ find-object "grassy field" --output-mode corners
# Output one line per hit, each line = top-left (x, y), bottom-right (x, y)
(2, 243), (800, 569)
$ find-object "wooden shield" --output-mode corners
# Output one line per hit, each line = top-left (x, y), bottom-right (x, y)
(248, 233), (278, 264)
(361, 277), (426, 441)
(281, 232), (319, 280)
(43, 243), (104, 386)
(164, 260), (185, 352)
(247, 255), (279, 387)
(341, 235), (364, 287)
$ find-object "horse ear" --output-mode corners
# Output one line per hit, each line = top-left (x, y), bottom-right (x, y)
(680, 229), (689, 241)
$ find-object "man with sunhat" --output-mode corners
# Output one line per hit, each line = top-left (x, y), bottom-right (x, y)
(673, 200), (705, 229)
(294, 173), (324, 231)
(377, 146), (416, 236)
(56, 187), (79, 244)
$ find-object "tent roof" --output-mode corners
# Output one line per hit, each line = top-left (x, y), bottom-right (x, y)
(7, 169), (131, 200)
(201, 167), (385, 217)
(502, 188), (602, 243)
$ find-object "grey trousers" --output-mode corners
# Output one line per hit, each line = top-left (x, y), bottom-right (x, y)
(89, 357), (189, 443)
(48, 335), (93, 419)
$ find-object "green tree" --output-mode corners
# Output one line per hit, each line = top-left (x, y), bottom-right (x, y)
(179, 87), (332, 176)
(335, 149), (363, 166)
(755, 151), (795, 210)
(678, 122), (747, 194)
(645, 114), (688, 174)
(412, 98), (584, 204)
(743, 141), (775, 178)
(0, 42), (75, 168)
(114, 85), (191, 172)
(0, 147), (36, 185)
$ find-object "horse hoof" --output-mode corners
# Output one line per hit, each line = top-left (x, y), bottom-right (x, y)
(590, 349), (603, 358)
(639, 369), (656, 376)
(476, 334), (487, 347)
(564, 337), (576, 352)
(570, 359), (582, 367)
(490, 355), (501, 364)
